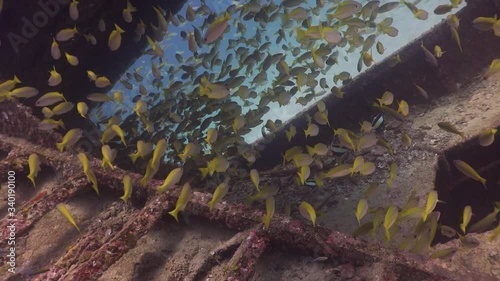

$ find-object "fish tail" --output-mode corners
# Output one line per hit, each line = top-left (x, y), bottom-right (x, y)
(56, 142), (65, 152)
(120, 195), (128, 203)
(27, 174), (36, 187)
(140, 175), (149, 186)
(208, 201), (215, 212)
(168, 209), (179, 222)
(261, 215), (270, 230)
(178, 153), (186, 162)
(13, 75), (21, 84)
(92, 183), (99, 195)
(129, 153), (139, 163)
(481, 178), (487, 189)
(156, 185), (166, 193)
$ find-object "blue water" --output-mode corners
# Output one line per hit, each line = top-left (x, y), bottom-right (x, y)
(99, 0), (465, 144)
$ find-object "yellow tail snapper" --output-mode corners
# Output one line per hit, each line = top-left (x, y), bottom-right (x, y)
(297, 165), (310, 185)
(478, 128), (497, 147)
(205, 128), (218, 145)
(328, 1), (362, 20)
(51, 38), (61, 60)
(168, 183), (192, 222)
(120, 175), (133, 203)
(64, 52), (79, 66)
(56, 204), (80, 232)
(250, 169), (260, 191)
(0, 75), (21, 93)
(156, 168), (183, 193)
(69, 0), (79, 21)
(152, 6), (168, 32)
(128, 140), (153, 163)
(355, 199), (368, 226)
(77, 153), (99, 195)
(48, 66), (62, 86)
(383, 206), (398, 241)
(122, 0), (137, 23)
(453, 160), (486, 188)
(101, 145), (117, 170)
(204, 12), (231, 44)
(8, 87), (39, 99)
(108, 24), (125, 51)
(208, 178), (230, 211)
(299, 201), (316, 226)
(56, 26), (78, 42)
(56, 128), (82, 152)
(111, 124), (127, 147)
(95, 76), (111, 88)
(261, 196), (275, 230)
(27, 154), (41, 187)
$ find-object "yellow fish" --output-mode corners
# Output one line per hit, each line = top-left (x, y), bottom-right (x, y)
(207, 156), (230, 176)
(250, 169), (260, 191)
(460, 205), (472, 234)
(232, 116), (245, 133)
(56, 204), (80, 232)
(377, 91), (394, 106)
(0, 75), (21, 93)
(205, 128), (218, 145)
(27, 154), (41, 187)
(51, 38), (61, 60)
(299, 201), (316, 226)
(421, 41), (438, 67)
(208, 178), (230, 211)
(156, 168), (183, 193)
(422, 191), (438, 222)
(111, 124), (127, 147)
(204, 12), (231, 43)
(387, 163), (397, 187)
(434, 45), (445, 58)
(478, 128), (497, 147)
(121, 175), (133, 203)
(383, 206), (398, 241)
(329, 1), (362, 19)
(8, 87), (39, 99)
(304, 123), (319, 138)
(95, 76), (111, 88)
(168, 183), (192, 222)
(108, 24), (125, 51)
(397, 100), (409, 116)
(56, 128), (82, 152)
(152, 6), (168, 32)
(453, 160), (486, 188)
(65, 52), (79, 66)
(355, 199), (368, 226)
(77, 102), (88, 118)
(297, 165), (310, 185)
(77, 153), (99, 195)
(101, 145), (116, 170)
(56, 26), (78, 42)
(129, 140), (153, 163)
(178, 142), (200, 162)
(69, 0), (79, 20)
(48, 66), (62, 87)
(261, 196), (275, 230)
(150, 139), (168, 170)
(122, 0), (136, 23)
